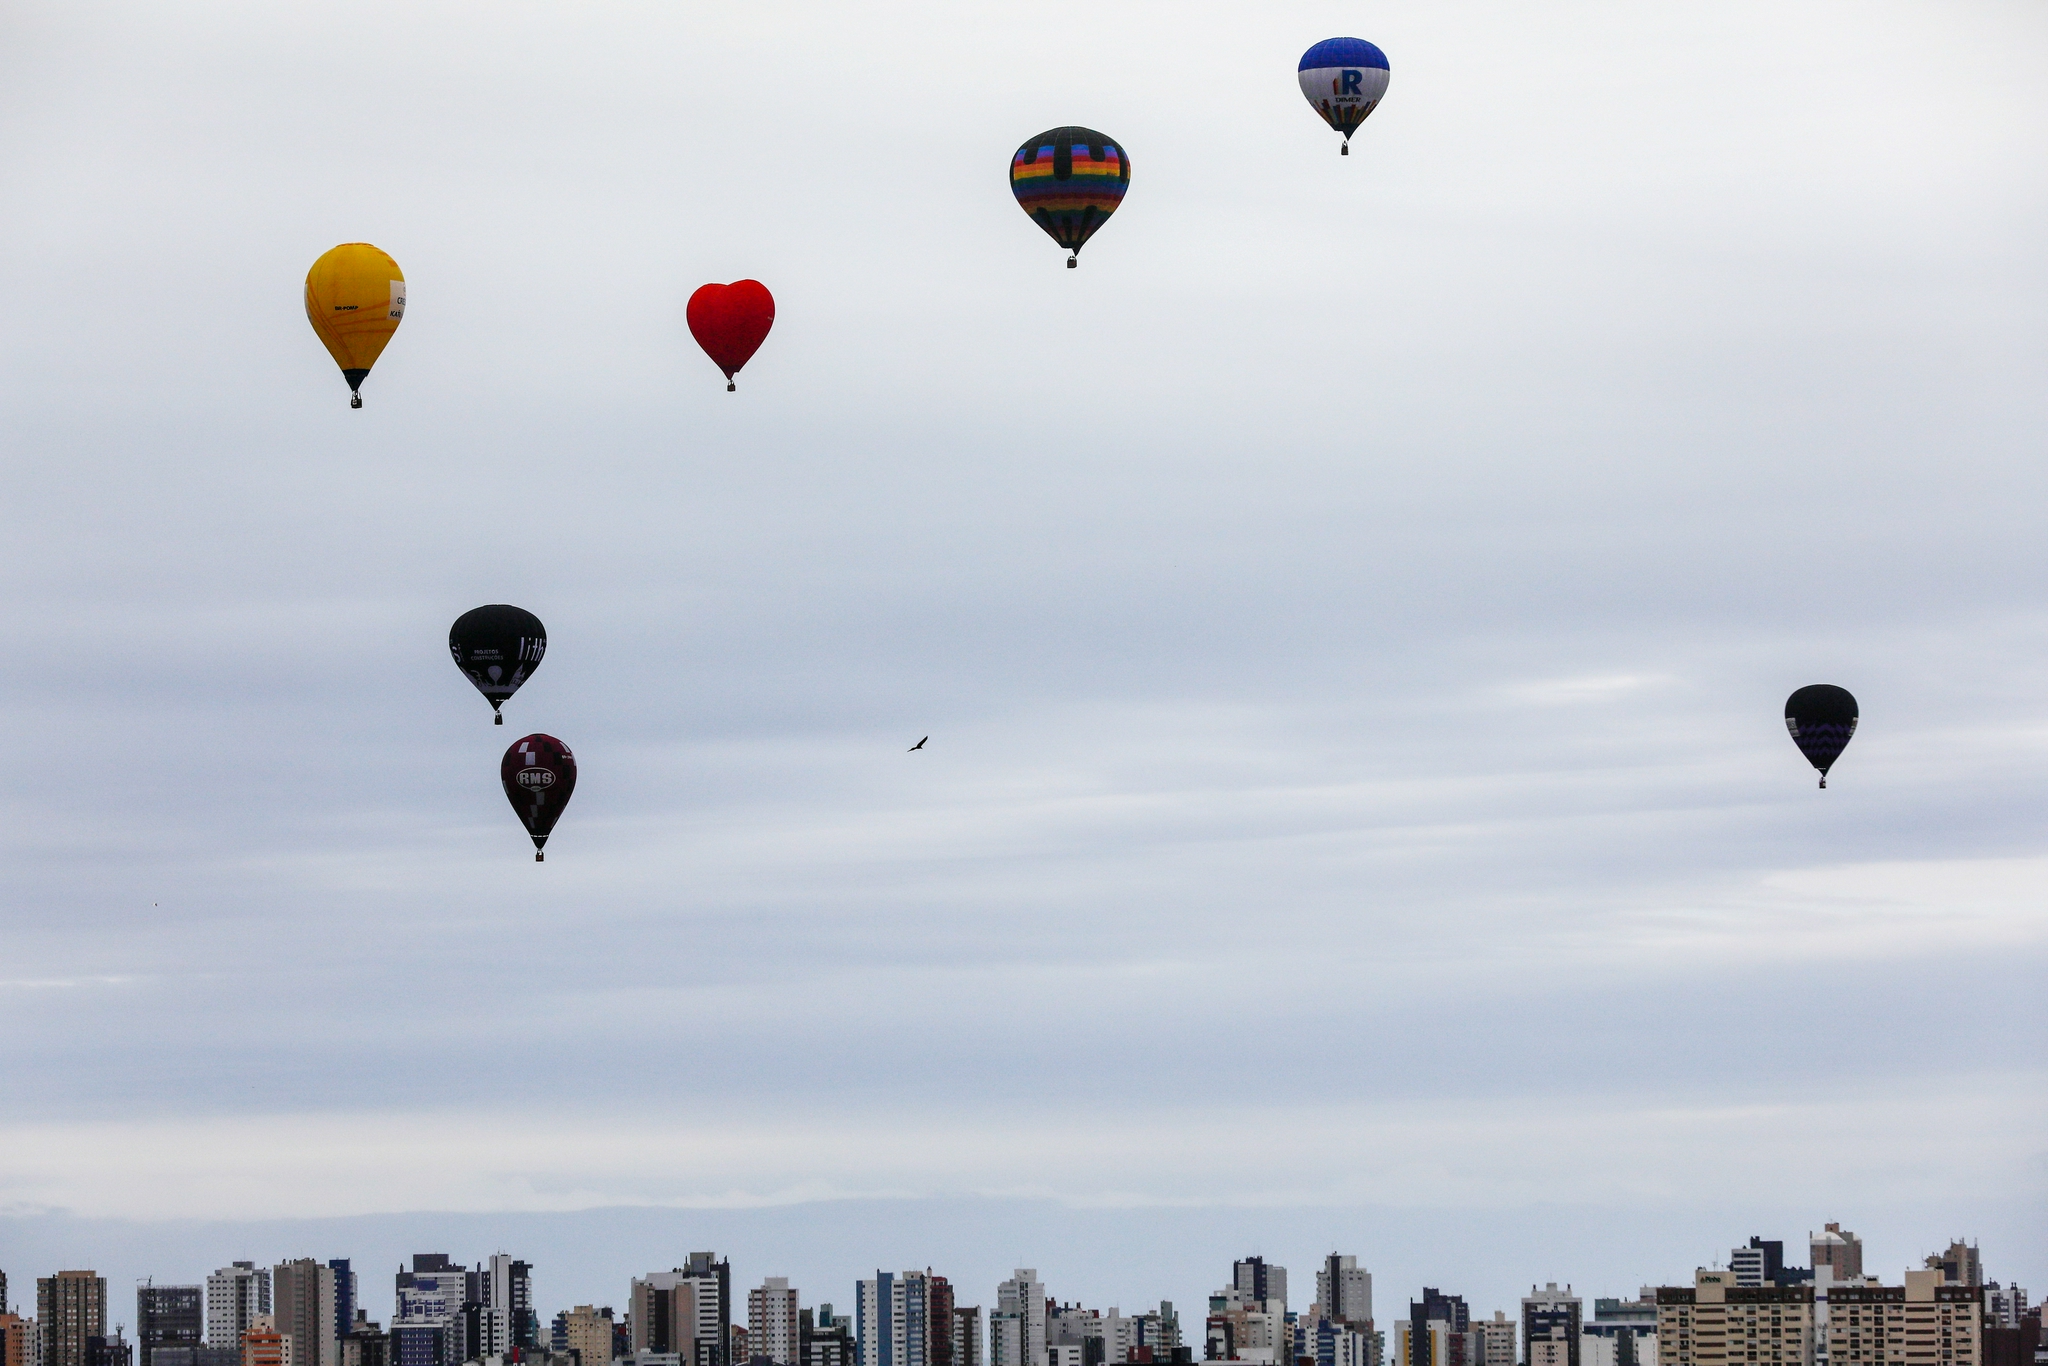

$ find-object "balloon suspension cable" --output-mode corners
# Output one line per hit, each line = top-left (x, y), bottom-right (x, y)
(350, 392), (363, 409)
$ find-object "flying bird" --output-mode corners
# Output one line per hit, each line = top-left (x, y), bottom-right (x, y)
(908, 736), (928, 751)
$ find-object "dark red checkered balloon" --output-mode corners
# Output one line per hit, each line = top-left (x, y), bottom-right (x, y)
(501, 733), (576, 861)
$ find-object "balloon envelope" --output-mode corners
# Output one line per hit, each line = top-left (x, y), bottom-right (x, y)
(305, 243), (406, 405)
(1298, 37), (1390, 144)
(687, 280), (775, 386)
(450, 605), (546, 722)
(502, 733), (576, 858)
(1010, 127), (1129, 263)
(1785, 684), (1858, 786)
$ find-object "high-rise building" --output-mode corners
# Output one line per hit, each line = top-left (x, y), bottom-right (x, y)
(948, 1312), (979, 1366)
(271, 1263), (337, 1366)
(487, 1258), (535, 1353)
(858, 1272), (937, 1366)
(1299, 1317), (1379, 1366)
(988, 1274), (1045, 1366)
(339, 1313), (386, 1366)
(1655, 1269), (1814, 1366)
(2, 1312), (31, 1366)
(1473, 1315), (1514, 1366)
(389, 1321), (447, 1366)
(208, 1269), (272, 1353)
(805, 1309), (855, 1366)
(325, 1268), (354, 1359)
(395, 1260), (471, 1328)
(1808, 1231), (1861, 1286)
(1050, 1301), (1145, 1365)
(1730, 1246), (1809, 1292)
(1400, 1291), (1473, 1366)
(1585, 1296), (1656, 1366)
(562, 1309), (615, 1366)
(243, 1318), (287, 1366)
(38, 1272), (108, 1366)
(1981, 1287), (2027, 1332)
(1212, 1265), (1287, 1365)
(138, 1287), (205, 1366)
(1314, 1259), (1373, 1330)
(394, 1256), (474, 1366)
(1523, 1287), (1582, 1366)
(1826, 1270), (1978, 1366)
(631, 1256), (731, 1366)
(1133, 1304), (1179, 1361)
(1234, 1265), (1286, 1317)
(1731, 1249), (1786, 1292)
(1924, 1246), (1982, 1289)
(750, 1283), (800, 1366)
(926, 1282), (955, 1366)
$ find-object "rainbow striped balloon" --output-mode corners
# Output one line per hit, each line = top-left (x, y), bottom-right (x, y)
(1010, 126), (1130, 266)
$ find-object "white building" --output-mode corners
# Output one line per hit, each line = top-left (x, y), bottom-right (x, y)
(749, 1281), (799, 1366)
(1314, 1260), (1372, 1328)
(857, 1272), (933, 1366)
(207, 1267), (272, 1351)
(988, 1274), (1045, 1366)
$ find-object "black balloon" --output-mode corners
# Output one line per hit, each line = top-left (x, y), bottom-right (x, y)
(501, 733), (576, 862)
(449, 605), (546, 723)
(1785, 684), (1858, 788)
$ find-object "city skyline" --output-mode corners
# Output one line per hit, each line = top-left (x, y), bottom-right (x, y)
(0, 0), (2040, 1332)
(0, 1226), (2027, 1359)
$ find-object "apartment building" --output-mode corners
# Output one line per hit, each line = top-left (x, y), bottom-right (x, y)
(38, 1273), (108, 1366)
(1656, 1270), (1814, 1366)
(1826, 1271), (1981, 1366)
(749, 1282), (799, 1366)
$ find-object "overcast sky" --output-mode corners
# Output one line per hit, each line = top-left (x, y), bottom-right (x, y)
(0, 0), (2043, 1328)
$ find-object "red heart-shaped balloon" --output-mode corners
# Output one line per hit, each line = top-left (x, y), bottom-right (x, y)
(686, 280), (775, 387)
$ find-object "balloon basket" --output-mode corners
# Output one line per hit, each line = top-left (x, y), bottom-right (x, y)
(1067, 256), (1077, 269)
(495, 713), (503, 725)
(535, 851), (545, 862)
(728, 381), (736, 391)
(1819, 777), (1827, 789)
(350, 393), (362, 408)
(1341, 143), (1350, 155)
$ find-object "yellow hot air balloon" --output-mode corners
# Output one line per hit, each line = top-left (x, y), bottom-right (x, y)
(304, 243), (405, 408)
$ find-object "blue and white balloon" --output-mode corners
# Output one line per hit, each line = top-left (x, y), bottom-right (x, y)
(1298, 37), (1390, 154)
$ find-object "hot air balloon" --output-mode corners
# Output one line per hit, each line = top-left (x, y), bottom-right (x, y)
(450, 605), (547, 724)
(1010, 127), (1130, 267)
(687, 281), (775, 391)
(502, 733), (576, 861)
(1785, 684), (1858, 788)
(305, 243), (406, 407)
(1298, 38), (1390, 154)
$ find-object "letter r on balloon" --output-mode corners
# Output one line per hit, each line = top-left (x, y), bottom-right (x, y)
(1340, 69), (1363, 95)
